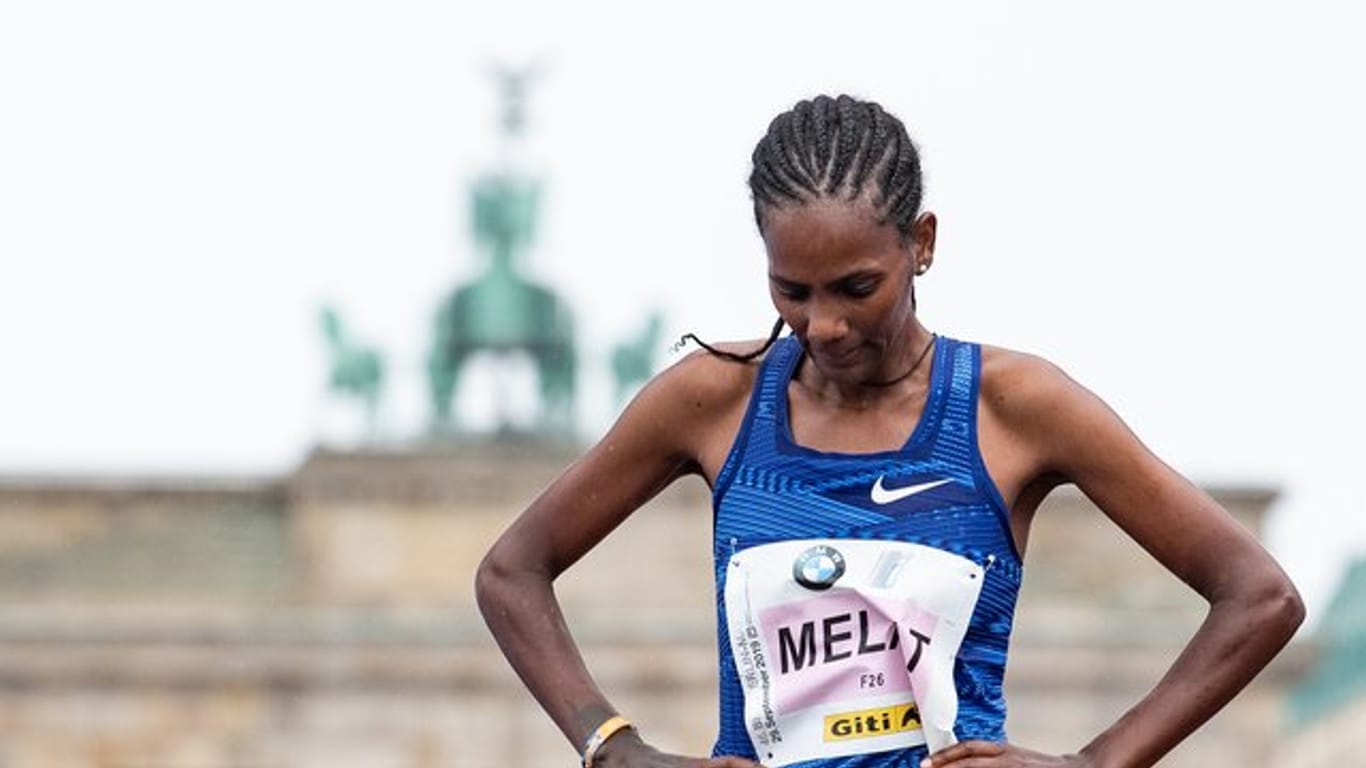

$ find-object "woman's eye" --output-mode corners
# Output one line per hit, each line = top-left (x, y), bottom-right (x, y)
(775, 285), (808, 300)
(842, 281), (878, 298)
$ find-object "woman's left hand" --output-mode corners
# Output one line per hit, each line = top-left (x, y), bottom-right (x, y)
(922, 741), (1095, 767)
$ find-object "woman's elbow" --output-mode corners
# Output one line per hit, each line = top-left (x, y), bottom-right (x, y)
(1245, 568), (1307, 643)
(475, 535), (552, 619)
(475, 541), (520, 619)
(1271, 577), (1307, 637)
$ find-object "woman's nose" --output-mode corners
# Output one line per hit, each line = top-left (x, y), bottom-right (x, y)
(804, 299), (848, 344)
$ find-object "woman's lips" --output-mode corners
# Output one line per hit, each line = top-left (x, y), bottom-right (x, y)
(812, 344), (863, 369)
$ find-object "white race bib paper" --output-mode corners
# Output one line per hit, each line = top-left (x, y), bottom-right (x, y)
(723, 539), (984, 766)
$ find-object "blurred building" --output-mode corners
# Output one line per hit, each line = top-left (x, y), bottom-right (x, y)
(1277, 557), (1366, 768)
(0, 447), (1307, 767)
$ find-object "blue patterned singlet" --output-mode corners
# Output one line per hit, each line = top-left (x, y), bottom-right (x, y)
(710, 335), (1023, 767)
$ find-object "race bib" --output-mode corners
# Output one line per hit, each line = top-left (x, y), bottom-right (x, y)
(724, 539), (984, 766)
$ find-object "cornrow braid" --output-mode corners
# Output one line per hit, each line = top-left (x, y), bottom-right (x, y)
(826, 96), (865, 199)
(809, 96), (834, 187)
(749, 94), (923, 240)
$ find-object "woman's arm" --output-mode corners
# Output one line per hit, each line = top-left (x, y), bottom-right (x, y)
(475, 352), (761, 767)
(928, 352), (1305, 768)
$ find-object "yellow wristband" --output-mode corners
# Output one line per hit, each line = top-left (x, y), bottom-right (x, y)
(581, 715), (634, 768)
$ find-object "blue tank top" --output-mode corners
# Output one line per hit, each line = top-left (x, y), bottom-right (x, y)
(710, 335), (1023, 767)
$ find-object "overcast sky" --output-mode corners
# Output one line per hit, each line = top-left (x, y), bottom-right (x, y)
(1, 1), (1363, 618)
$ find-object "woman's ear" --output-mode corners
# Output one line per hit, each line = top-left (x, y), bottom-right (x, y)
(912, 212), (937, 275)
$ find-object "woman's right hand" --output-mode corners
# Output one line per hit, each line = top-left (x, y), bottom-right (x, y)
(593, 731), (765, 767)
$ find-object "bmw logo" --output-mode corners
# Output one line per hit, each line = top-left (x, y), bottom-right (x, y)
(792, 545), (846, 591)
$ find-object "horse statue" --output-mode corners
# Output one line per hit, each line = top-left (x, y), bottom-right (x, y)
(611, 311), (663, 406)
(319, 305), (385, 436)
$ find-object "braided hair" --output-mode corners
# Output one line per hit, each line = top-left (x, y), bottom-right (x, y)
(750, 94), (923, 241)
(679, 94), (925, 363)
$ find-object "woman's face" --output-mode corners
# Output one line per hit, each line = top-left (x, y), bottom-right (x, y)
(761, 199), (935, 386)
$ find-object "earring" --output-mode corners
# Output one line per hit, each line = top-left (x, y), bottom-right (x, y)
(916, 263), (930, 275)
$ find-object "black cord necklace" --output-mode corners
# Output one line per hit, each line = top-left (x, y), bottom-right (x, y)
(862, 332), (937, 388)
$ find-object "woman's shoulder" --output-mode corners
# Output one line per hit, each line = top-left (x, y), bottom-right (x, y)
(614, 339), (775, 466)
(650, 338), (776, 409)
(971, 342), (1116, 487)
(974, 342), (1085, 423)
(974, 339), (1138, 464)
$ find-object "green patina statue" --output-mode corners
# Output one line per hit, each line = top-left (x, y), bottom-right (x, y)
(320, 305), (385, 435)
(427, 66), (577, 436)
(610, 311), (664, 406)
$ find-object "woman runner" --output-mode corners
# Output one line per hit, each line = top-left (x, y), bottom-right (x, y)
(476, 94), (1304, 768)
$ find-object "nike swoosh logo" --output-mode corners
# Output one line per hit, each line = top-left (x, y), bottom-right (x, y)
(870, 476), (953, 505)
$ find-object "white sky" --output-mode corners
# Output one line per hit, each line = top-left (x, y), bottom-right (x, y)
(1, 1), (1363, 618)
